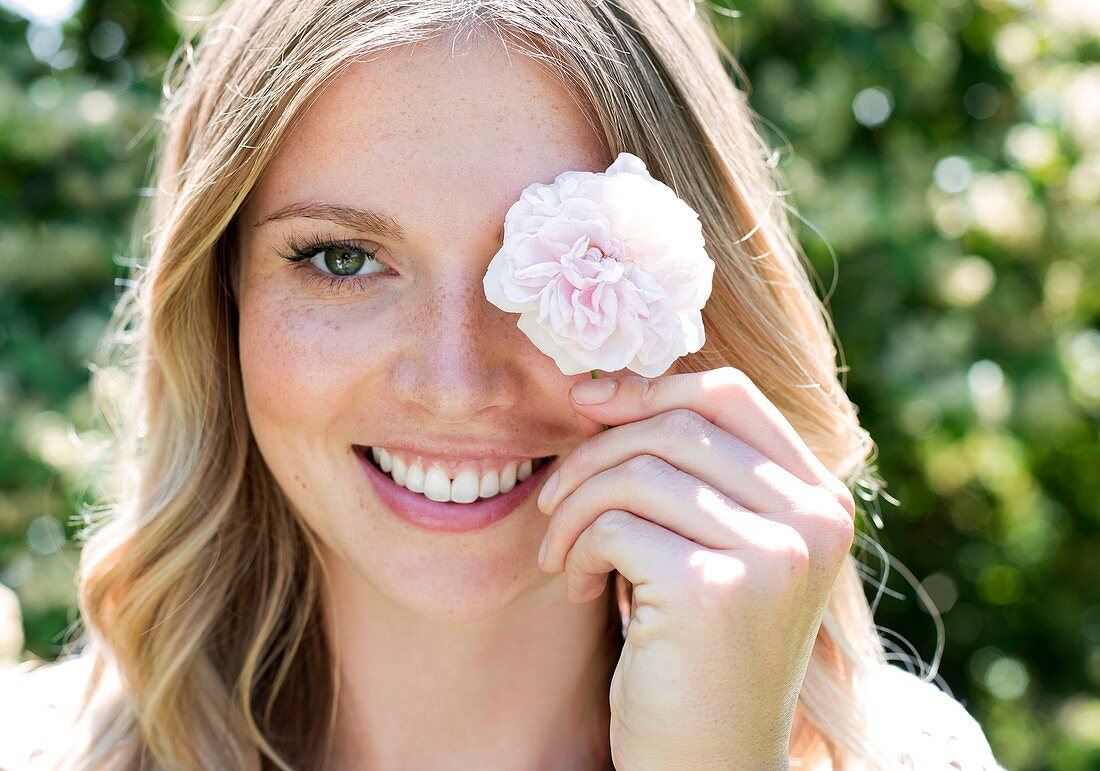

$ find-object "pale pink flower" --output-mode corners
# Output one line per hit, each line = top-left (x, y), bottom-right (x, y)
(483, 152), (715, 378)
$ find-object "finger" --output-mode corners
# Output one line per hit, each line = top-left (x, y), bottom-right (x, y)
(566, 367), (855, 517)
(538, 408), (814, 517)
(559, 508), (703, 606)
(559, 505), (853, 610)
(568, 378), (609, 438)
(539, 453), (795, 574)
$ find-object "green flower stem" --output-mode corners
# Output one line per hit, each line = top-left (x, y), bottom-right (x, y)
(590, 369), (610, 431)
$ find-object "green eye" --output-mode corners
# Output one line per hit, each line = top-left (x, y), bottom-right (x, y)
(279, 237), (389, 294)
(317, 246), (378, 276)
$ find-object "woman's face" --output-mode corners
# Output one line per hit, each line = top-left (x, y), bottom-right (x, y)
(234, 36), (613, 619)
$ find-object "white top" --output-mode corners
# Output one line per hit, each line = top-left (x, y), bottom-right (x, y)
(856, 661), (1007, 770)
(0, 656), (95, 770)
(0, 657), (1006, 770)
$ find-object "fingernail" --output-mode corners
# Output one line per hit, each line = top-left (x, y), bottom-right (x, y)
(571, 378), (618, 405)
(538, 535), (548, 565)
(538, 471), (559, 513)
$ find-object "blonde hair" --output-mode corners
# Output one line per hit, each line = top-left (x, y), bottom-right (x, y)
(34, 0), (920, 767)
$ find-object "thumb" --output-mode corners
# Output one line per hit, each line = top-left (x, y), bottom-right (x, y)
(573, 409), (607, 437)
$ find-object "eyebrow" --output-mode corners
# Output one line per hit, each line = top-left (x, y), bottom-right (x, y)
(253, 202), (407, 242)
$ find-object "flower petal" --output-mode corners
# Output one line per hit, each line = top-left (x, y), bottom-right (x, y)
(483, 151), (714, 376)
(516, 311), (590, 375)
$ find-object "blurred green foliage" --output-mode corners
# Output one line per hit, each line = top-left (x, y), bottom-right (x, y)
(0, 0), (1097, 768)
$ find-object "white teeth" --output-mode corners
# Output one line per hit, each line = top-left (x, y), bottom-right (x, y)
(423, 467), (451, 502)
(369, 447), (542, 504)
(404, 463), (425, 493)
(451, 470), (480, 503)
(499, 462), (517, 494)
(390, 455), (407, 486)
(478, 468), (500, 499)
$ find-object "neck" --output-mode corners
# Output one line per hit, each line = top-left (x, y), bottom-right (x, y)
(321, 553), (621, 771)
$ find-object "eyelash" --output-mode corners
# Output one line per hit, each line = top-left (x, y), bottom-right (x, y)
(277, 234), (391, 294)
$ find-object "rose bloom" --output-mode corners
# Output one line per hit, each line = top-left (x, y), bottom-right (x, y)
(483, 152), (715, 378)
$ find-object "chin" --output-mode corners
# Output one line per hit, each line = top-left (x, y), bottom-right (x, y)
(317, 513), (548, 623)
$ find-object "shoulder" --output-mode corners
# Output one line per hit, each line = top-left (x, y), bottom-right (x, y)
(861, 661), (1006, 771)
(0, 655), (96, 770)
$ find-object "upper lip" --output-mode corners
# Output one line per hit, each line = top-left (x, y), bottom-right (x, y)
(353, 442), (556, 463)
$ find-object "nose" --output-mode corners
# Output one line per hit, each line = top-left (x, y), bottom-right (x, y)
(391, 270), (521, 424)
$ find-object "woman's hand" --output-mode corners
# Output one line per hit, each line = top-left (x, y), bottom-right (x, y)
(536, 367), (857, 770)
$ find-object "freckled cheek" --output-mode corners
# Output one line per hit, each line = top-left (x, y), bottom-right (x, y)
(235, 301), (404, 444)
(237, 302), (369, 446)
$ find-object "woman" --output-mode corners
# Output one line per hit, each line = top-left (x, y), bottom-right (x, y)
(0, 0), (1005, 769)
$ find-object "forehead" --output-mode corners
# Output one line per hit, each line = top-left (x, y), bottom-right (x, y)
(246, 34), (612, 242)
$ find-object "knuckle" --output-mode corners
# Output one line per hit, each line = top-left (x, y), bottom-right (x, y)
(624, 453), (667, 479)
(839, 486), (857, 518)
(685, 554), (743, 615)
(716, 365), (747, 384)
(591, 508), (634, 542)
(825, 488), (855, 527)
(716, 366), (754, 399)
(636, 375), (662, 411)
(810, 485), (849, 520)
(827, 508), (857, 555)
(772, 531), (811, 575)
(827, 477), (857, 518)
(657, 407), (705, 438)
(806, 489), (856, 554)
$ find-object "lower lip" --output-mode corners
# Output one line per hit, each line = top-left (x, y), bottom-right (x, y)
(355, 448), (557, 533)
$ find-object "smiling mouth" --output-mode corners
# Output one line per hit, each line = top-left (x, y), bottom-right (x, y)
(356, 445), (557, 504)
